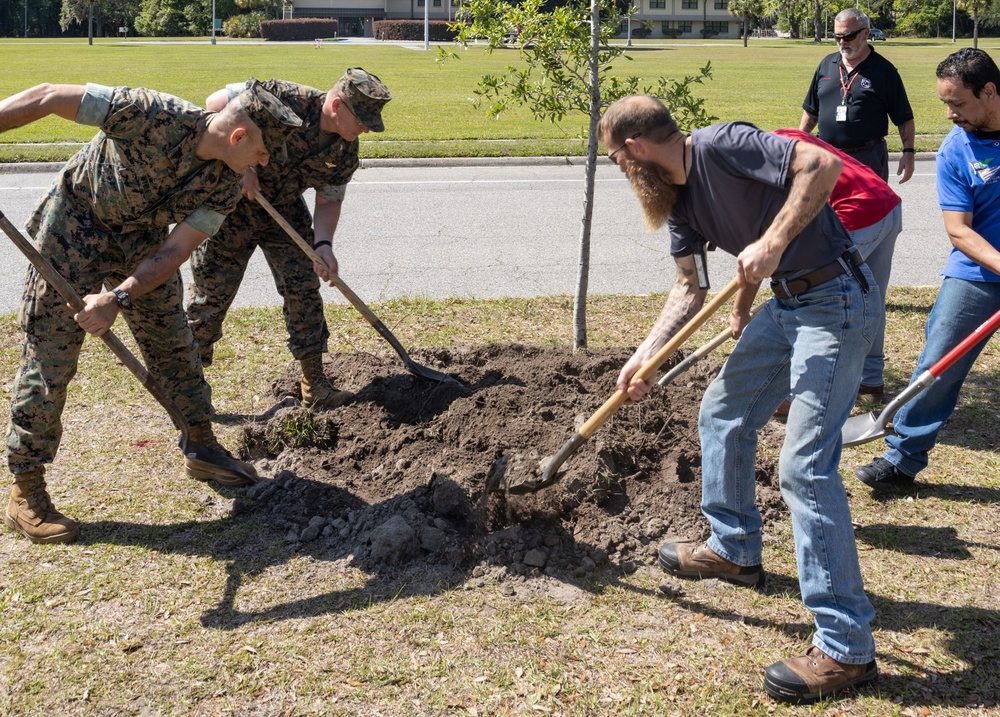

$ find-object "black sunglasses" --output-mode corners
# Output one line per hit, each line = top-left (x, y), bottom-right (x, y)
(833, 29), (864, 42)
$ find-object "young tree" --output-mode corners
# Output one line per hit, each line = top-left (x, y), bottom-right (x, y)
(441, 0), (714, 348)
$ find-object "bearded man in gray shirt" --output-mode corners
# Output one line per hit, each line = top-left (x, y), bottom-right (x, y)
(600, 95), (879, 705)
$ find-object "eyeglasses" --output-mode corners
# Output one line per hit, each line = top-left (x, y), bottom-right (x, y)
(608, 132), (642, 162)
(833, 28), (864, 42)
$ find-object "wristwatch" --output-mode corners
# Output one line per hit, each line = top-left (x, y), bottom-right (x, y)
(112, 288), (133, 309)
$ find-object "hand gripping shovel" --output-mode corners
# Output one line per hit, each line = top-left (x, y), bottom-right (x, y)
(506, 277), (740, 495)
(842, 304), (1000, 447)
(0, 209), (254, 481)
(253, 191), (462, 387)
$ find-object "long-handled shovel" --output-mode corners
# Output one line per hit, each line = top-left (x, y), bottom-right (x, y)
(0, 209), (254, 481)
(842, 304), (1000, 447)
(656, 302), (764, 389)
(252, 191), (462, 387)
(506, 276), (740, 495)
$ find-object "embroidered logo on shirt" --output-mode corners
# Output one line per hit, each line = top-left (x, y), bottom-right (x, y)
(971, 158), (1000, 184)
(860, 78), (872, 89)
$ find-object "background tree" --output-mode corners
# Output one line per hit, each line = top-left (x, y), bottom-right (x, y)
(441, 0), (715, 348)
(729, 0), (765, 45)
(956, 0), (1000, 47)
(61, 0), (138, 36)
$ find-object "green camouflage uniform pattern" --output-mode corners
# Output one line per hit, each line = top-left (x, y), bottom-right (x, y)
(6, 86), (244, 474)
(186, 73), (390, 363)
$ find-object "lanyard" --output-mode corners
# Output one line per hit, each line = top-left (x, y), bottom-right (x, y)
(838, 63), (860, 106)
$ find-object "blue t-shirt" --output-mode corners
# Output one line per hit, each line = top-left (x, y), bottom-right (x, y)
(937, 125), (1000, 282)
(669, 122), (852, 279)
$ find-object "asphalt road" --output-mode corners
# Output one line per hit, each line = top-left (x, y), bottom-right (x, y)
(0, 157), (946, 314)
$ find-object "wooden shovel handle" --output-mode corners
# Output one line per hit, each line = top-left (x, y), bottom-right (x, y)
(577, 277), (739, 440)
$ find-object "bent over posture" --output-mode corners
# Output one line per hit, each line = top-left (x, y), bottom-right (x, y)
(601, 95), (879, 704)
(186, 68), (391, 409)
(1, 81), (300, 544)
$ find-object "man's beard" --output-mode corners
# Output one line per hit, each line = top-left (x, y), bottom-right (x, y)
(625, 158), (678, 232)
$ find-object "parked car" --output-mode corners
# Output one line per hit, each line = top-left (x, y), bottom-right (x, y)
(870, 27), (887, 41)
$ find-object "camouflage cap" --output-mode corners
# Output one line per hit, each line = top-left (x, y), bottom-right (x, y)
(335, 67), (391, 133)
(238, 79), (303, 160)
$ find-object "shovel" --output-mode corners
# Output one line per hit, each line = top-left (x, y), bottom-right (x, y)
(506, 277), (740, 495)
(656, 302), (763, 389)
(842, 304), (1000, 447)
(0, 209), (254, 481)
(253, 191), (462, 387)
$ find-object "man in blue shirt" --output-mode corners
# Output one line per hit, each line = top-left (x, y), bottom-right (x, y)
(856, 48), (1000, 490)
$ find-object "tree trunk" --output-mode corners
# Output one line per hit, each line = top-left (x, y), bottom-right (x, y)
(812, 0), (821, 42)
(573, 0), (601, 350)
(743, 11), (748, 47)
(974, 11), (979, 49)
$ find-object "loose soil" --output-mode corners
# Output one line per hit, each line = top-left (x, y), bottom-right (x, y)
(237, 344), (788, 590)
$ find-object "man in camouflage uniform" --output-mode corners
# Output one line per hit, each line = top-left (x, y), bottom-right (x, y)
(185, 68), (391, 409)
(0, 80), (301, 544)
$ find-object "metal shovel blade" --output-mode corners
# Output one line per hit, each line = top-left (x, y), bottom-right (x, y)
(253, 191), (463, 388)
(841, 410), (890, 448)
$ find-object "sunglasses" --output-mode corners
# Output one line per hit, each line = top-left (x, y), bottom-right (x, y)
(608, 132), (642, 162)
(833, 29), (864, 42)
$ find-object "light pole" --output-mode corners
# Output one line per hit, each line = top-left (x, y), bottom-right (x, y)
(24, 0), (27, 38)
(953, 0), (957, 42)
(211, 0), (217, 44)
(88, 0), (94, 45)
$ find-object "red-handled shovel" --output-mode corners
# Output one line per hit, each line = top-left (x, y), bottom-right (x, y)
(842, 305), (1000, 447)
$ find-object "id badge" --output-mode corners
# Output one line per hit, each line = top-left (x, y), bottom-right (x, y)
(836, 104), (848, 122)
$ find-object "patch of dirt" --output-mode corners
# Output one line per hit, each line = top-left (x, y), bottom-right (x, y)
(235, 345), (787, 588)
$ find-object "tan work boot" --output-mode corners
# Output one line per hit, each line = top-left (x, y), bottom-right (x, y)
(5, 468), (79, 544)
(184, 421), (257, 487)
(300, 354), (353, 410)
(764, 645), (878, 703)
(658, 540), (764, 588)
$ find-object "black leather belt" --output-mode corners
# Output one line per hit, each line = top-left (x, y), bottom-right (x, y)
(840, 137), (884, 155)
(771, 249), (865, 300)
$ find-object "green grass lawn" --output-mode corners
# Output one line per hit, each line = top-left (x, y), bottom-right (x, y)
(1, 35), (997, 161)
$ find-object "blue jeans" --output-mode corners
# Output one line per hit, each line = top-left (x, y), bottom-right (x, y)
(698, 267), (878, 664)
(884, 277), (1000, 477)
(850, 204), (902, 387)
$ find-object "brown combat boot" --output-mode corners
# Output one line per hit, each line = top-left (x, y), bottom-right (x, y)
(300, 354), (353, 410)
(5, 468), (79, 544)
(184, 421), (257, 487)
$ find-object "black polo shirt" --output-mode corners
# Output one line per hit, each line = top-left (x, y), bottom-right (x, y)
(802, 48), (913, 150)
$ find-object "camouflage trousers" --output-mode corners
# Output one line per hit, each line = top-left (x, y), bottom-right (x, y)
(185, 196), (329, 364)
(6, 199), (212, 474)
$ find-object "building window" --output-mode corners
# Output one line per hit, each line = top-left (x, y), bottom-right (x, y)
(434, 0), (441, 5)
(681, 0), (697, 8)
(649, 0), (665, 8)
(714, 0), (728, 8)
(417, 0), (423, 5)
(679, 21), (692, 32)
(705, 21), (728, 33)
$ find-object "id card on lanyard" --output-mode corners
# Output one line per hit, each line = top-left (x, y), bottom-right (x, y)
(837, 63), (859, 123)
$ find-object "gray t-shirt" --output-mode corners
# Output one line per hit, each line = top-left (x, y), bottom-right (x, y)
(668, 121), (852, 279)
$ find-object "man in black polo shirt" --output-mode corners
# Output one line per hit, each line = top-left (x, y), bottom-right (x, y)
(800, 8), (915, 183)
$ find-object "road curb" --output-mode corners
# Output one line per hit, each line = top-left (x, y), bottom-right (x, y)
(1, 152), (933, 174)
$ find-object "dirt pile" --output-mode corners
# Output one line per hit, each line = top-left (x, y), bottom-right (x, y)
(235, 344), (787, 587)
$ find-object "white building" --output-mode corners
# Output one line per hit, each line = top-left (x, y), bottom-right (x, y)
(291, 0), (740, 40)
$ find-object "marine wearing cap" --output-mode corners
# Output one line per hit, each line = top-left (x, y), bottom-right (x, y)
(238, 79), (303, 159)
(333, 68), (391, 133)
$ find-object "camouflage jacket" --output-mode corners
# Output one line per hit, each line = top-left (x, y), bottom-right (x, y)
(28, 84), (242, 239)
(227, 79), (360, 206)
